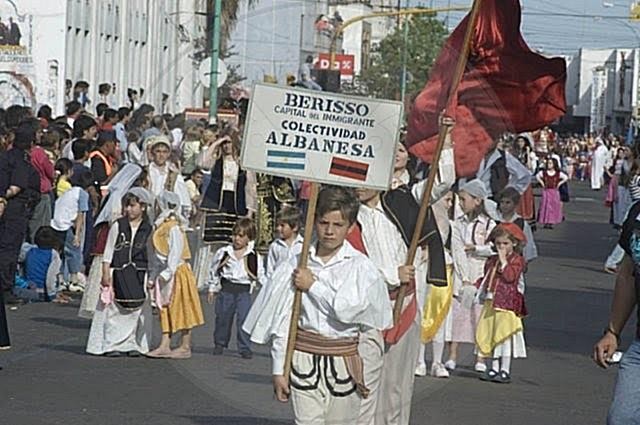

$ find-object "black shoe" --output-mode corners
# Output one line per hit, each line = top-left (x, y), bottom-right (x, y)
(493, 370), (511, 384)
(4, 292), (24, 305)
(104, 351), (123, 358)
(479, 369), (498, 382)
(240, 351), (253, 359)
(213, 346), (224, 355)
(127, 351), (142, 357)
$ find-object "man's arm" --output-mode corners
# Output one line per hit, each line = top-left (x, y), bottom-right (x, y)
(594, 256), (637, 368)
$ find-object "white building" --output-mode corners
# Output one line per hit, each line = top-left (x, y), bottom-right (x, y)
(564, 47), (640, 135)
(65, 0), (208, 114)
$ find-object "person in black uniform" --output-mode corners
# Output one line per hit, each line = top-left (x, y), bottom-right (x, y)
(0, 123), (41, 350)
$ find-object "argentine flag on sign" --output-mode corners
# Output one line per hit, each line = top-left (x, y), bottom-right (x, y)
(266, 149), (306, 171)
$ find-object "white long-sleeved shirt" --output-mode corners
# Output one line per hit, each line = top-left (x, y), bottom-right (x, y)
(451, 213), (496, 295)
(242, 241), (393, 375)
(207, 241), (264, 293)
(476, 149), (531, 197)
(265, 234), (304, 280)
(153, 225), (186, 283)
(148, 162), (192, 216)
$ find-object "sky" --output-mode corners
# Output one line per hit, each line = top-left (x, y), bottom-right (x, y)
(411, 0), (640, 55)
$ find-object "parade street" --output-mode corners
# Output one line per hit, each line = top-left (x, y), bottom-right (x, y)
(0, 182), (623, 425)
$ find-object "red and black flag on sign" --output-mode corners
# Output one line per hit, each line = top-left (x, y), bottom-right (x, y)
(329, 157), (369, 182)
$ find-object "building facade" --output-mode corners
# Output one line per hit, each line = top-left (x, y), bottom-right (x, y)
(563, 47), (640, 135)
(64, 0), (207, 114)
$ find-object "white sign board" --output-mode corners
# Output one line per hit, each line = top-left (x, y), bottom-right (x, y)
(241, 83), (403, 190)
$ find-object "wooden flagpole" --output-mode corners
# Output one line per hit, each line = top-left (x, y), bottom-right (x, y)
(283, 182), (320, 380)
(393, 0), (484, 324)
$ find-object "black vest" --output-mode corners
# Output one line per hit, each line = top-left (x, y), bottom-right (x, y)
(111, 217), (152, 270)
(490, 149), (509, 199)
(380, 185), (448, 287)
(217, 250), (258, 281)
(200, 157), (248, 215)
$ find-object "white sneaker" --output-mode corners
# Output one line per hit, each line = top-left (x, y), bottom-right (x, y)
(474, 362), (487, 373)
(430, 362), (450, 378)
(444, 360), (457, 371)
(67, 282), (85, 293)
(414, 363), (427, 377)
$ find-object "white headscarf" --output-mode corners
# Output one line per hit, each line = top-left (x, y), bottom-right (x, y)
(155, 190), (188, 227)
(94, 164), (143, 226)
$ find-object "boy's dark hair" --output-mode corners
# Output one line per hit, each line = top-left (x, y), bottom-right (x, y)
(72, 169), (94, 189)
(117, 107), (131, 121)
(316, 186), (359, 225)
(96, 130), (116, 147)
(66, 101), (82, 116)
(232, 217), (256, 240)
(13, 123), (36, 150)
(72, 115), (97, 139)
(498, 187), (521, 204)
(276, 205), (302, 229)
(55, 158), (73, 175)
(190, 167), (204, 178)
(6, 105), (29, 129)
(95, 103), (109, 117)
(98, 83), (111, 95)
(34, 226), (63, 251)
(71, 139), (91, 160)
(37, 105), (52, 121)
(104, 108), (118, 122)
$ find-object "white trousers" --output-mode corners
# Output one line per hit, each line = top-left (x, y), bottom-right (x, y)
(291, 351), (361, 425)
(374, 319), (421, 425)
(358, 329), (385, 425)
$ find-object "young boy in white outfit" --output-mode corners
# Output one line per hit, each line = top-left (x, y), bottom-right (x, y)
(265, 206), (304, 281)
(207, 218), (264, 359)
(243, 186), (393, 425)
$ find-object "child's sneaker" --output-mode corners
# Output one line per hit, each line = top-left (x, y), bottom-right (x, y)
(474, 362), (487, 373)
(444, 359), (457, 371)
(414, 363), (427, 377)
(430, 362), (450, 378)
(68, 282), (85, 293)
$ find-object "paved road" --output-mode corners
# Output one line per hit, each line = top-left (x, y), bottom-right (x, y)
(0, 181), (626, 425)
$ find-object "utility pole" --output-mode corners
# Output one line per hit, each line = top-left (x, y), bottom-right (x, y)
(209, 0), (222, 125)
(400, 0), (409, 103)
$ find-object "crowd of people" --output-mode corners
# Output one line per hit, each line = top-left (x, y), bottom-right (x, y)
(0, 94), (631, 423)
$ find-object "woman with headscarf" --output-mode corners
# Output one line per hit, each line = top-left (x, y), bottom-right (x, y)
(146, 191), (204, 359)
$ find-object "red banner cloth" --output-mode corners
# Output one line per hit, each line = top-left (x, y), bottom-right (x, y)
(406, 0), (566, 177)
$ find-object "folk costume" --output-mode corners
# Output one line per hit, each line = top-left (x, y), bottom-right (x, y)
(474, 223), (528, 381)
(147, 137), (192, 218)
(86, 211), (153, 355)
(208, 241), (264, 356)
(536, 169), (568, 226)
(607, 157), (632, 227)
(475, 148), (531, 200)
(451, 182), (497, 346)
(418, 193), (455, 378)
(514, 135), (538, 223)
(349, 149), (453, 425)
(80, 164), (143, 319)
(243, 242), (393, 425)
(151, 191), (204, 336)
(255, 174), (297, 254)
(200, 155), (248, 244)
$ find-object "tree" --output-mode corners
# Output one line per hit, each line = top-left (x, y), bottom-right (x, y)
(357, 15), (448, 102)
(216, 0), (256, 50)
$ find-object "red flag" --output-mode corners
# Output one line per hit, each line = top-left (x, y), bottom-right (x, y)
(406, 0), (566, 177)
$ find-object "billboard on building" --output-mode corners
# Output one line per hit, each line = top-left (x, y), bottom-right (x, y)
(590, 67), (608, 133)
(614, 49), (634, 113)
(0, 1), (66, 113)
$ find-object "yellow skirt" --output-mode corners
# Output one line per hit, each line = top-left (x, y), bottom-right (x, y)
(421, 265), (454, 343)
(160, 263), (205, 334)
(475, 300), (523, 357)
